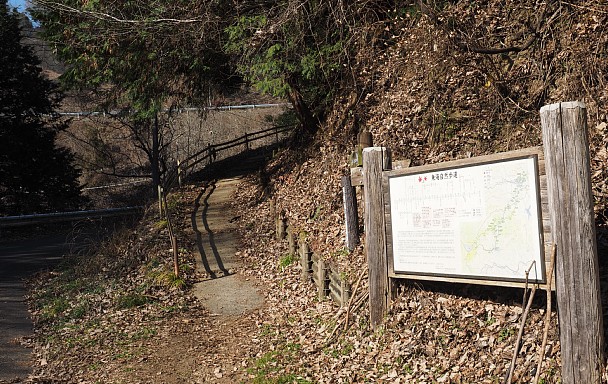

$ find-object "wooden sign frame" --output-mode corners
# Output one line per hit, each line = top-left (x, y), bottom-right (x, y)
(383, 147), (554, 289)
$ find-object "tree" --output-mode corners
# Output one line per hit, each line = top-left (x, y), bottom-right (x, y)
(30, 0), (392, 186)
(31, 0), (234, 190)
(225, 0), (392, 135)
(0, 1), (83, 215)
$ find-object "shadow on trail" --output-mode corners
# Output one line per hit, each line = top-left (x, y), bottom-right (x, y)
(188, 145), (272, 182)
(189, 144), (274, 280)
(191, 182), (231, 279)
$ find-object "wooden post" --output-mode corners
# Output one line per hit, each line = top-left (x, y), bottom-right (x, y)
(287, 226), (296, 255)
(298, 236), (311, 281)
(357, 130), (373, 148)
(342, 175), (359, 251)
(540, 101), (604, 383)
(157, 185), (163, 218)
(340, 280), (351, 308)
(316, 256), (328, 301)
(177, 159), (182, 187)
(363, 147), (390, 328)
(276, 214), (286, 240)
(171, 234), (179, 277)
(299, 234), (311, 281)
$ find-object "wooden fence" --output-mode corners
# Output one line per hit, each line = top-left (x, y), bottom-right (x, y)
(164, 124), (296, 188)
(276, 219), (352, 307)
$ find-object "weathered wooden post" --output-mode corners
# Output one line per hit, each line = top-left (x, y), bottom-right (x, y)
(157, 185), (164, 218)
(316, 256), (328, 301)
(342, 175), (359, 251)
(177, 159), (183, 187)
(540, 101), (604, 383)
(358, 130), (373, 148)
(357, 130), (374, 217)
(275, 126), (279, 145)
(287, 226), (296, 255)
(363, 147), (391, 328)
(340, 279), (351, 308)
(276, 214), (286, 240)
(299, 232), (312, 281)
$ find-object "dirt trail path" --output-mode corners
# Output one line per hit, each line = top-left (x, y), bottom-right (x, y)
(191, 177), (264, 316)
(184, 177), (265, 383)
(90, 177), (266, 384)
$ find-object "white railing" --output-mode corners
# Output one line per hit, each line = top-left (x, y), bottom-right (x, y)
(0, 206), (142, 228)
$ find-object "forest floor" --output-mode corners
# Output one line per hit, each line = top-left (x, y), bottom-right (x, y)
(13, 165), (570, 384)
(7, 164), (271, 384)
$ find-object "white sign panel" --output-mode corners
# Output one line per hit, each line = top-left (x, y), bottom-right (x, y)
(388, 156), (544, 282)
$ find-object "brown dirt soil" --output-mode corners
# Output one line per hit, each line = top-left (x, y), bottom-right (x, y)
(98, 178), (266, 384)
(103, 310), (261, 384)
(19, 182), (268, 384)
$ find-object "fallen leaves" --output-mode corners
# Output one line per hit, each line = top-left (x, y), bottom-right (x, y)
(22, 2), (608, 382)
(233, 173), (563, 383)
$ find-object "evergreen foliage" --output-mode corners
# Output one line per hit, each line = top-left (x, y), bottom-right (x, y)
(31, 0), (233, 189)
(0, 1), (83, 215)
(225, 1), (391, 133)
(32, 1), (230, 113)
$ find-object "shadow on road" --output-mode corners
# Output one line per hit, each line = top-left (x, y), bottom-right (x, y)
(0, 218), (138, 382)
(0, 234), (69, 382)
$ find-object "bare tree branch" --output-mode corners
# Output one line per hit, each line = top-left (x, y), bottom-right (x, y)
(33, 0), (205, 24)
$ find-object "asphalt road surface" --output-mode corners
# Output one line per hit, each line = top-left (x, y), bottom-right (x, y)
(0, 234), (73, 382)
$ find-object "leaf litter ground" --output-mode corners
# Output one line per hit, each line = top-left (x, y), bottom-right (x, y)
(15, 173), (568, 384)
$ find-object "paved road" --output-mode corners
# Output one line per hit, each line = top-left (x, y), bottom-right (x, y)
(0, 234), (72, 382)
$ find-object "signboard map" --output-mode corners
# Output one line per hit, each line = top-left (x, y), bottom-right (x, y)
(388, 156), (544, 282)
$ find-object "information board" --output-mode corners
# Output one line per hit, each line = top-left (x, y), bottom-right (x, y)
(387, 155), (545, 282)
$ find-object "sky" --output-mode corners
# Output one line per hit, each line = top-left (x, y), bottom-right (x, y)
(8, 0), (38, 26)
(8, 0), (26, 12)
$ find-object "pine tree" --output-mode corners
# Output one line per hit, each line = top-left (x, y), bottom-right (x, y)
(0, 1), (83, 215)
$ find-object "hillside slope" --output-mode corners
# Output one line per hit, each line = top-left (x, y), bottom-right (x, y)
(21, 2), (608, 383)
(260, 1), (608, 270)
(230, 2), (608, 382)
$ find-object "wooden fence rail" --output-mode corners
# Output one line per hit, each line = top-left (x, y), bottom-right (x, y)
(276, 219), (352, 307)
(162, 124), (296, 189)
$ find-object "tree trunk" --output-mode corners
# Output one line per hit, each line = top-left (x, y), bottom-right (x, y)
(151, 113), (161, 191)
(285, 76), (318, 135)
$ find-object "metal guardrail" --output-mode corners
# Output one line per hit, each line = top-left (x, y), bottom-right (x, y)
(56, 103), (291, 118)
(82, 179), (149, 191)
(1, 122), (295, 228)
(0, 206), (143, 228)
